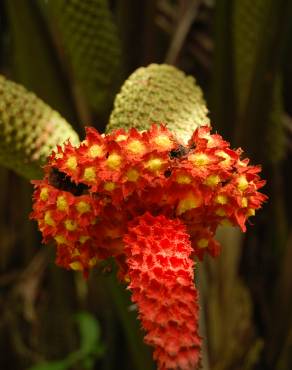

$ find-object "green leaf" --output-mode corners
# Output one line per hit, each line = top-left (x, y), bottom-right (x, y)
(74, 312), (102, 356)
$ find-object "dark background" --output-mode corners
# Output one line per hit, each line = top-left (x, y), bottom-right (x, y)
(0, 1), (292, 370)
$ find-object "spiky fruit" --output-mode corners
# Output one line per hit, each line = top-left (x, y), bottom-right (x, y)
(0, 74), (79, 179)
(107, 64), (210, 141)
(31, 124), (267, 369)
(47, 0), (122, 113)
(124, 213), (201, 370)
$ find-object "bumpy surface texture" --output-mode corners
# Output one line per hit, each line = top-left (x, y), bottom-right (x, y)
(0, 75), (79, 179)
(107, 64), (210, 141)
(32, 124), (266, 270)
(31, 124), (266, 369)
(124, 213), (201, 370)
(48, 0), (121, 112)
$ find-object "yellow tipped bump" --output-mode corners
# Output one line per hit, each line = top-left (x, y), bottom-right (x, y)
(177, 194), (200, 215)
(146, 158), (164, 172)
(66, 156), (77, 171)
(205, 175), (220, 187)
(153, 135), (172, 149)
(189, 153), (210, 166)
(116, 134), (128, 142)
(215, 194), (228, 205)
(126, 169), (139, 182)
(247, 208), (255, 217)
(104, 182), (116, 191)
(241, 197), (248, 208)
(64, 219), (77, 231)
(176, 174), (192, 184)
(106, 153), (122, 170)
(69, 261), (83, 271)
(40, 188), (49, 201)
(89, 257), (97, 267)
(198, 238), (209, 248)
(79, 235), (90, 243)
(217, 150), (231, 166)
(54, 235), (68, 245)
(57, 195), (68, 211)
(237, 175), (249, 191)
(216, 208), (226, 217)
(44, 211), (55, 226)
(76, 201), (91, 214)
(88, 144), (103, 158)
(127, 140), (145, 154)
(83, 167), (96, 182)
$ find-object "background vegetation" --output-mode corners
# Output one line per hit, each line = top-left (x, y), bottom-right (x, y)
(0, 1), (292, 369)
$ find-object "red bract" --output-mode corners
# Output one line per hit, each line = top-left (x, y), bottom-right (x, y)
(124, 213), (201, 370)
(31, 124), (267, 370)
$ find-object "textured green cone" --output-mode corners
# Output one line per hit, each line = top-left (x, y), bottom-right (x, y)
(47, 0), (122, 113)
(107, 64), (209, 140)
(233, 0), (284, 162)
(0, 75), (79, 179)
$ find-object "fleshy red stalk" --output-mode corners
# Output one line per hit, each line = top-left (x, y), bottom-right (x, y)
(124, 213), (201, 370)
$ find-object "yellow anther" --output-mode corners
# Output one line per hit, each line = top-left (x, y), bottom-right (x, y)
(146, 158), (164, 172)
(188, 153), (210, 166)
(217, 150), (231, 166)
(69, 261), (83, 271)
(104, 182), (116, 191)
(237, 175), (249, 191)
(197, 238), (209, 249)
(44, 211), (55, 226)
(153, 135), (172, 149)
(57, 195), (68, 211)
(176, 174), (192, 184)
(126, 169), (139, 182)
(205, 175), (220, 187)
(83, 167), (96, 182)
(54, 235), (68, 245)
(79, 235), (90, 244)
(89, 257), (97, 267)
(66, 156), (77, 171)
(241, 197), (248, 208)
(88, 144), (103, 158)
(76, 201), (91, 214)
(55, 153), (63, 159)
(216, 208), (226, 217)
(215, 195), (228, 205)
(116, 134), (128, 142)
(106, 153), (122, 170)
(177, 194), (200, 215)
(64, 219), (77, 231)
(40, 187), (49, 201)
(126, 140), (145, 154)
(247, 208), (255, 217)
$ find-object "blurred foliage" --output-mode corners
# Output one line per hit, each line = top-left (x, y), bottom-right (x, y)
(28, 312), (104, 370)
(0, 1), (292, 370)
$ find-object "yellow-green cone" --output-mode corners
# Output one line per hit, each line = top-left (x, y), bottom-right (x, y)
(107, 64), (209, 141)
(0, 75), (79, 179)
(47, 0), (122, 113)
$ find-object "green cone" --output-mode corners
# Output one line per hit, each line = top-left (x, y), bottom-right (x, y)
(47, 0), (122, 113)
(107, 64), (209, 140)
(0, 75), (79, 179)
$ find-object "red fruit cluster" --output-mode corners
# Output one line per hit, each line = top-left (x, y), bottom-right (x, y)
(31, 124), (267, 369)
(124, 213), (201, 370)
